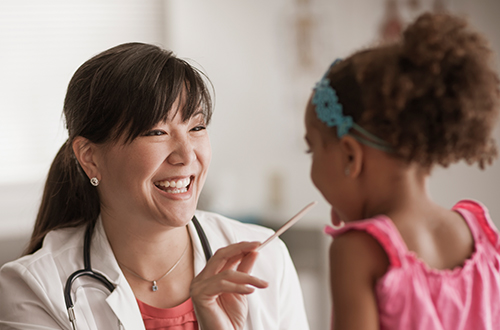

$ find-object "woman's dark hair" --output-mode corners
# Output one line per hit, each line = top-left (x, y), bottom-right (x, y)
(25, 42), (213, 254)
(324, 12), (500, 169)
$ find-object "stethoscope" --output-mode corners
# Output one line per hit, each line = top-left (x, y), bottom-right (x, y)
(64, 216), (213, 330)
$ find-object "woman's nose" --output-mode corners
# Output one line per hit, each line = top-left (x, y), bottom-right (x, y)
(167, 137), (196, 165)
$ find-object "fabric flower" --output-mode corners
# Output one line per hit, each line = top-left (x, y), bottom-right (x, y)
(312, 77), (353, 138)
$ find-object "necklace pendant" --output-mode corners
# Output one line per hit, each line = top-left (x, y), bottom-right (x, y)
(152, 280), (158, 292)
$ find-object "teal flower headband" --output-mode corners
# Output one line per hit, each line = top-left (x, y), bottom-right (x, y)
(312, 59), (393, 152)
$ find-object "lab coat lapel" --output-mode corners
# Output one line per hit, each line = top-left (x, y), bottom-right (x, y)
(91, 218), (146, 330)
(106, 285), (146, 330)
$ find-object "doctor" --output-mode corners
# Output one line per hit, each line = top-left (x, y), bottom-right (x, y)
(0, 43), (309, 330)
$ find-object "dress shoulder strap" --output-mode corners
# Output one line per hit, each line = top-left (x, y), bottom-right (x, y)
(325, 216), (408, 268)
(453, 199), (500, 250)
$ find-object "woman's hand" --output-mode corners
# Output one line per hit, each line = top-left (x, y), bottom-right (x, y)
(190, 241), (269, 330)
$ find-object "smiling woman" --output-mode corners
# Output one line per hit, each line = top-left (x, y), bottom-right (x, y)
(0, 43), (309, 330)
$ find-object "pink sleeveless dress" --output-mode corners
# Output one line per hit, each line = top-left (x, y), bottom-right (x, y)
(325, 199), (500, 330)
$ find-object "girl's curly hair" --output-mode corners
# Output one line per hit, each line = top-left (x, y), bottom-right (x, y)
(328, 12), (500, 169)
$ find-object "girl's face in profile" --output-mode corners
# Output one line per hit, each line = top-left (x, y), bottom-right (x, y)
(304, 99), (349, 221)
(94, 107), (211, 229)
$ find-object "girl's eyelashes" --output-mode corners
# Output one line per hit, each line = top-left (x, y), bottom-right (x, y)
(305, 148), (312, 154)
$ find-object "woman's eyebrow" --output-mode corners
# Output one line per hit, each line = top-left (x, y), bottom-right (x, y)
(191, 111), (206, 120)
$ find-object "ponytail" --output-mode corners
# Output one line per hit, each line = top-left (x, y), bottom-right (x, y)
(338, 13), (499, 168)
(24, 141), (100, 255)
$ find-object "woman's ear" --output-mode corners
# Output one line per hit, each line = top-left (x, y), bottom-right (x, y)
(72, 136), (100, 180)
(339, 135), (363, 178)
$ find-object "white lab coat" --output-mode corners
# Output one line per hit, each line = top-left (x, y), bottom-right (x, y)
(0, 210), (310, 330)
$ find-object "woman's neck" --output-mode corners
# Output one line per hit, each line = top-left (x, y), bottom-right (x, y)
(100, 210), (195, 308)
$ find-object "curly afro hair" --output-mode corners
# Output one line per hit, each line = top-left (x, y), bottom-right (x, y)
(326, 12), (500, 169)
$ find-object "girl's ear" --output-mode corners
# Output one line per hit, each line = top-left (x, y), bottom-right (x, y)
(72, 136), (100, 180)
(339, 135), (363, 178)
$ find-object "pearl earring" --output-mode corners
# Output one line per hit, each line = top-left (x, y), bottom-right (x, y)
(90, 177), (99, 186)
(344, 168), (350, 176)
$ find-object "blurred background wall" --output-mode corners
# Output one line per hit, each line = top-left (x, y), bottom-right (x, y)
(1, 1), (499, 329)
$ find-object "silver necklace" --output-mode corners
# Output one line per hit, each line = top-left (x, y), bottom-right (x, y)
(119, 241), (189, 292)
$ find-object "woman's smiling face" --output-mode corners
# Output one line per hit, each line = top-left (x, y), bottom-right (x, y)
(94, 107), (211, 229)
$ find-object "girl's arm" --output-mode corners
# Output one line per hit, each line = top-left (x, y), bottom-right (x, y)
(329, 230), (389, 330)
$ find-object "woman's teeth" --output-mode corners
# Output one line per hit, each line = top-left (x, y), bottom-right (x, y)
(156, 177), (191, 193)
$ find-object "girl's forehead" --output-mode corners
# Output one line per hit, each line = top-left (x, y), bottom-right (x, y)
(304, 99), (315, 121)
(305, 99), (322, 129)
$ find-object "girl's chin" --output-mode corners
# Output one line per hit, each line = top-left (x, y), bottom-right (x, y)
(330, 208), (345, 227)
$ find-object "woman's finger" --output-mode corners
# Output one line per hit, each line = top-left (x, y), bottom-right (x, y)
(236, 251), (258, 274)
(217, 244), (261, 274)
(191, 269), (268, 299)
(198, 241), (260, 277)
(217, 269), (268, 289)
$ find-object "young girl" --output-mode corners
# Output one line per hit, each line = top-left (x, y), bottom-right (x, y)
(304, 12), (500, 330)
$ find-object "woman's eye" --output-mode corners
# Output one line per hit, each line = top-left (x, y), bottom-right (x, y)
(144, 130), (166, 136)
(191, 125), (206, 132)
(305, 148), (312, 154)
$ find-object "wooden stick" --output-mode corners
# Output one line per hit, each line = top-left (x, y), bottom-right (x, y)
(256, 201), (318, 251)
